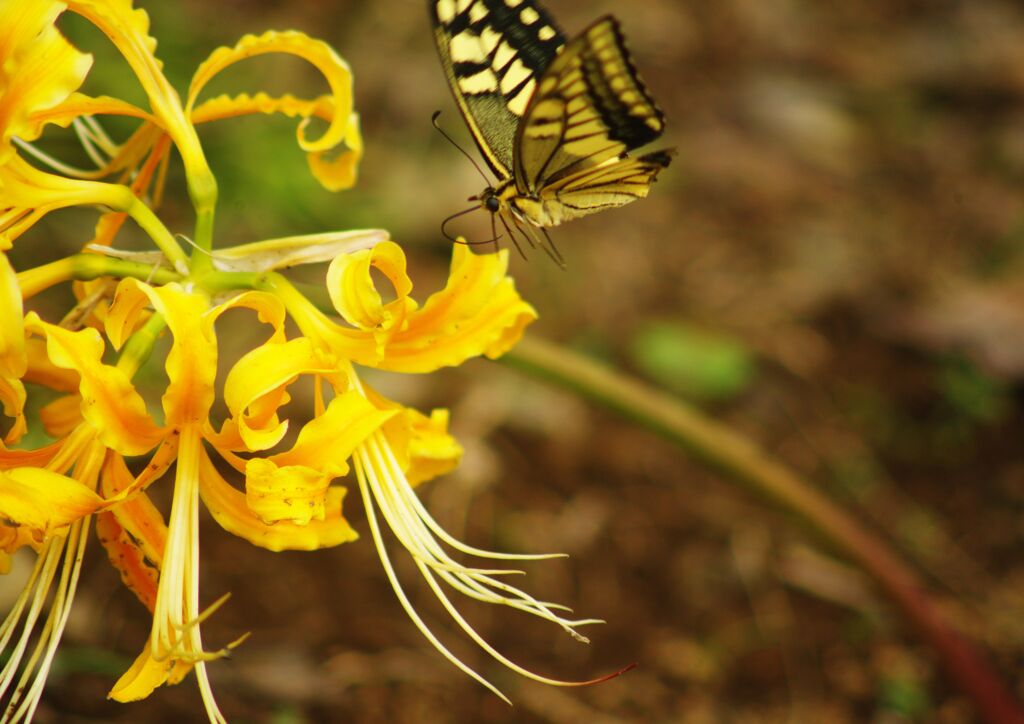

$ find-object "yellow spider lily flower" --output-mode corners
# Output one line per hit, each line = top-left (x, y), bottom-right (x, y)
(0, 1), (602, 720)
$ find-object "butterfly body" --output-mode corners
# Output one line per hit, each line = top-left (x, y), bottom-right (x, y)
(431, 0), (673, 249)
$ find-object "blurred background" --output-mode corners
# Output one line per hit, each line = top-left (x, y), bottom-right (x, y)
(8, 0), (1024, 721)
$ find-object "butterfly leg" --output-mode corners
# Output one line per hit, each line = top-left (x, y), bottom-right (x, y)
(498, 214), (528, 260)
(539, 226), (566, 268)
(517, 218), (566, 269)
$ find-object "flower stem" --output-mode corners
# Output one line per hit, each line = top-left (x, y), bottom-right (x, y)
(501, 335), (1023, 724)
(17, 255), (181, 299)
(124, 197), (190, 275)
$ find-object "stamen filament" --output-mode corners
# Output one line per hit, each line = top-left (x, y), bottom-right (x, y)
(11, 138), (99, 179)
(72, 118), (112, 169)
(353, 450), (512, 704)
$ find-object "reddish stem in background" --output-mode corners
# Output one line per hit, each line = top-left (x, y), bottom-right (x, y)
(503, 335), (1024, 724)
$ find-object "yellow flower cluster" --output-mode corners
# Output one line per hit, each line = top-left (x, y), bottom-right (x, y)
(0, 2), (597, 720)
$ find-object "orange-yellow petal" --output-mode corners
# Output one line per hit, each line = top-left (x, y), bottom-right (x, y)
(376, 245), (537, 373)
(104, 276), (153, 350)
(27, 91), (153, 130)
(387, 407), (462, 487)
(100, 451), (169, 561)
(244, 458), (331, 525)
(117, 281), (215, 427)
(191, 91), (363, 192)
(187, 30), (353, 154)
(268, 390), (394, 477)
(0, 251), (26, 378)
(22, 336), (80, 392)
(0, 466), (103, 533)
(39, 393), (82, 438)
(199, 450), (357, 552)
(24, 313), (163, 455)
(0, 522), (41, 559)
(108, 646), (190, 703)
(327, 240), (416, 350)
(96, 510), (159, 611)
(307, 110), (362, 191)
(0, 0), (92, 158)
(221, 337), (322, 451)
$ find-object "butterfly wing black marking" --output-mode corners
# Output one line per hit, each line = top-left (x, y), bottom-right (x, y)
(429, 0), (565, 179)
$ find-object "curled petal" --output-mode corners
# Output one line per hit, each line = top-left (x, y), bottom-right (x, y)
(187, 31), (353, 154)
(105, 278), (153, 350)
(27, 91), (154, 131)
(268, 390), (395, 477)
(0, 523), (40, 565)
(244, 459), (330, 525)
(0, 467), (103, 533)
(66, 0), (214, 201)
(222, 337), (323, 451)
(0, 155), (136, 241)
(367, 387), (463, 486)
(0, 375), (26, 445)
(0, 0), (92, 157)
(191, 92), (363, 192)
(199, 450), (357, 552)
(0, 252), (26, 378)
(377, 245), (538, 373)
(327, 241), (416, 347)
(307, 111), (362, 191)
(0, 438), (64, 469)
(23, 337), (80, 392)
(25, 313), (163, 455)
(39, 393), (82, 439)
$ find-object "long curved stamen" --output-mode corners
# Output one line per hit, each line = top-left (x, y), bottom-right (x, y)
(354, 447), (512, 704)
(0, 518), (90, 724)
(353, 417), (613, 697)
(11, 138), (98, 179)
(78, 116), (120, 159)
(72, 118), (112, 169)
(367, 438), (601, 633)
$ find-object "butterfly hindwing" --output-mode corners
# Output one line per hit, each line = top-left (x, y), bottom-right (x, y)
(429, 0), (566, 178)
(515, 16), (667, 194)
(533, 150), (674, 225)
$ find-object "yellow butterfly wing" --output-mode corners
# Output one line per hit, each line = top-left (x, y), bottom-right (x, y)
(511, 16), (672, 224)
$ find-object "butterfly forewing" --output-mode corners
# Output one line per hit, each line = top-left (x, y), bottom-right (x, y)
(515, 16), (667, 194)
(430, 0), (566, 179)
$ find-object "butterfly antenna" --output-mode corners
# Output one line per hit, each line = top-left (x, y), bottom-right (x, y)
(432, 111), (492, 187)
(441, 205), (481, 243)
(441, 205), (504, 247)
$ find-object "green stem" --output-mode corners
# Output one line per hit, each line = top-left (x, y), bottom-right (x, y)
(125, 197), (189, 274)
(17, 255), (182, 298)
(116, 312), (167, 379)
(190, 207), (216, 274)
(501, 335), (1023, 724)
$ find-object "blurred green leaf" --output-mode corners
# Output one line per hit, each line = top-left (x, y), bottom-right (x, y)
(938, 355), (1008, 424)
(628, 321), (756, 402)
(878, 675), (931, 719)
(51, 646), (130, 677)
